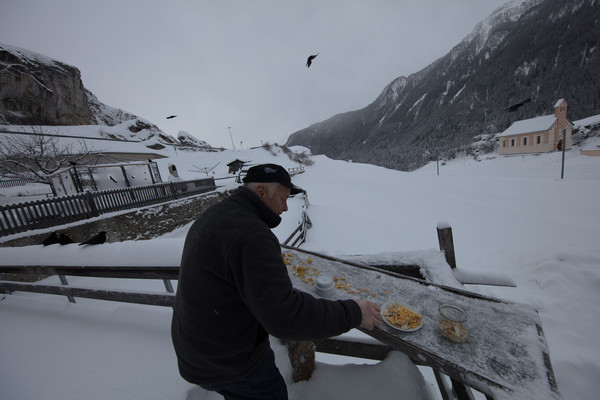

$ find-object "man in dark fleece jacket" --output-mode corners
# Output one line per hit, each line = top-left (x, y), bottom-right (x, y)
(171, 163), (382, 400)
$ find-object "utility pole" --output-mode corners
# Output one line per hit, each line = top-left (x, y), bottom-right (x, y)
(227, 126), (236, 150)
(561, 128), (566, 179)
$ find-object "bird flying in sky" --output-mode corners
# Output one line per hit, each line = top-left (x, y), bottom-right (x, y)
(306, 53), (319, 68)
(505, 98), (531, 112)
(166, 115), (177, 119)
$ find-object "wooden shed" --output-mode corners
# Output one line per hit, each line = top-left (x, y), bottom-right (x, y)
(227, 159), (249, 174)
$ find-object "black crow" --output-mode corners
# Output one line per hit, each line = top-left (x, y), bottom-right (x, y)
(306, 53), (319, 68)
(505, 98), (531, 112)
(42, 231), (60, 246)
(69, 161), (77, 166)
(79, 231), (107, 245)
(166, 115), (177, 119)
(58, 233), (74, 245)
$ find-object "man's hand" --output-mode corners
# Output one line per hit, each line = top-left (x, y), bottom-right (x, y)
(354, 300), (383, 330)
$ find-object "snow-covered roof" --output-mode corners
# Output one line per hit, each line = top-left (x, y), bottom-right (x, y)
(497, 114), (556, 137)
(554, 98), (565, 108)
(574, 114), (600, 128)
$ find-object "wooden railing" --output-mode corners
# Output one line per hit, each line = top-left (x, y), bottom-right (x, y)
(283, 211), (312, 247)
(0, 257), (497, 400)
(0, 179), (37, 188)
(283, 192), (311, 247)
(287, 166), (305, 175)
(0, 178), (216, 237)
(0, 265), (177, 306)
(0, 225), (549, 400)
(0, 188), (531, 400)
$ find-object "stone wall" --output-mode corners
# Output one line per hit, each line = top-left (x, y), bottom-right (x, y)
(0, 190), (226, 247)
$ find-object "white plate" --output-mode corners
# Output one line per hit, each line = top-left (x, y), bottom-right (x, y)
(381, 301), (423, 332)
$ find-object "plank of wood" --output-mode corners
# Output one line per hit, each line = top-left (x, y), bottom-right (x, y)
(0, 281), (175, 307)
(453, 269), (517, 287)
(0, 265), (179, 279)
(282, 244), (510, 304)
(314, 338), (393, 361)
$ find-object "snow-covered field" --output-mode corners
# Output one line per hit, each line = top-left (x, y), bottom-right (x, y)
(1, 130), (599, 400)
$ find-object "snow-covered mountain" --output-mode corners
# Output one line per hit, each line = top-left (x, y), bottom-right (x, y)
(177, 130), (211, 148)
(286, 0), (600, 171)
(0, 42), (179, 145)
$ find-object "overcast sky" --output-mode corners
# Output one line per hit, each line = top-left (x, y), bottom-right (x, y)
(1, 0), (514, 149)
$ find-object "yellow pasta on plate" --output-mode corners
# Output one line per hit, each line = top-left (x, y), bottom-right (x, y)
(381, 301), (423, 332)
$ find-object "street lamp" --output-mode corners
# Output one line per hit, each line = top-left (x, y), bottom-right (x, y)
(227, 126), (236, 150)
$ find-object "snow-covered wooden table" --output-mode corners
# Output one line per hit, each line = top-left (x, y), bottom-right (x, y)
(283, 246), (560, 400)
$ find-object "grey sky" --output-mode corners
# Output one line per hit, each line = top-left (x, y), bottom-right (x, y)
(0, 0), (512, 148)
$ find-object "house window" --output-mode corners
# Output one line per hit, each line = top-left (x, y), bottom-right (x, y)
(537, 136), (541, 144)
(511, 139), (515, 147)
(523, 137), (528, 146)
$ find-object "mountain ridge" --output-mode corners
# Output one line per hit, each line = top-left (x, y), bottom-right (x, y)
(285, 0), (600, 171)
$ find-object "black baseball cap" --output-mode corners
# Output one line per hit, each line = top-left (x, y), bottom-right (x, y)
(243, 163), (304, 194)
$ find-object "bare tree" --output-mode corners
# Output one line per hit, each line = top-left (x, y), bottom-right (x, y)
(0, 128), (92, 184)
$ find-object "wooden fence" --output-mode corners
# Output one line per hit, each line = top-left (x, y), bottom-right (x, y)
(0, 265), (177, 306)
(288, 166), (305, 175)
(0, 179), (36, 188)
(0, 178), (216, 237)
(0, 225), (553, 399)
(0, 249), (497, 400)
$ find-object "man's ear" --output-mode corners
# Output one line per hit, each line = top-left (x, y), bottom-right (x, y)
(254, 183), (266, 198)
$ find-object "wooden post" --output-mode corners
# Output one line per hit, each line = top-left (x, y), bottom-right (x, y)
(58, 274), (76, 303)
(169, 182), (179, 199)
(163, 279), (174, 293)
(437, 224), (457, 269)
(120, 166), (131, 188)
(84, 191), (99, 217)
(282, 339), (315, 382)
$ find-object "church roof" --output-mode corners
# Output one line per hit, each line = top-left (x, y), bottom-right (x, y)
(497, 115), (556, 137)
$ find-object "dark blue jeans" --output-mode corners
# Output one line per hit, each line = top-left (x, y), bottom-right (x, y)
(200, 349), (288, 400)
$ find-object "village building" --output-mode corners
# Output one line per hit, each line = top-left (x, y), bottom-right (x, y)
(227, 159), (249, 174)
(497, 99), (573, 155)
(580, 146), (600, 156)
(48, 154), (162, 196)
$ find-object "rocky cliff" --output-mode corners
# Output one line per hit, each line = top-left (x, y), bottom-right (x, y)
(0, 43), (94, 126)
(0, 42), (176, 143)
